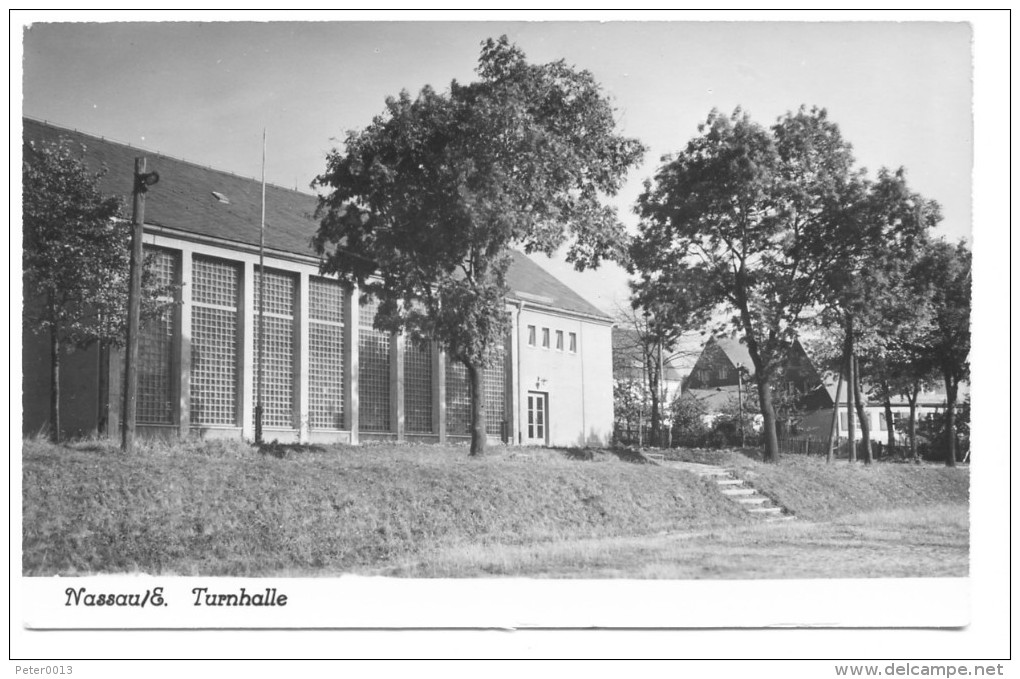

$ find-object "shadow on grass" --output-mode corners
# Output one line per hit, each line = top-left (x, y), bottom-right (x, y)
(257, 441), (329, 459)
(548, 446), (657, 465)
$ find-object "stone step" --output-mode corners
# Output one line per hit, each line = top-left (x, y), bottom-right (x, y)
(721, 488), (756, 496)
(695, 468), (733, 477)
(735, 496), (769, 505)
(766, 514), (797, 522)
(714, 478), (744, 486)
(748, 506), (784, 516)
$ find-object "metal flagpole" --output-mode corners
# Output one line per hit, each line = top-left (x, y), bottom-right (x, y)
(255, 129), (266, 444)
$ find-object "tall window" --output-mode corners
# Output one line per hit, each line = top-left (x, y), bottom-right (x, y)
(568, 332), (577, 353)
(445, 358), (470, 435)
(527, 325), (536, 346)
(358, 296), (390, 431)
(137, 247), (177, 424)
(484, 340), (508, 437)
(404, 337), (433, 434)
(308, 276), (345, 429)
(541, 327), (550, 348)
(191, 256), (239, 425)
(253, 268), (296, 428)
(555, 330), (564, 351)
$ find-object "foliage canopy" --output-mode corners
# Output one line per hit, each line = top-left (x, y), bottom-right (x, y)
(313, 37), (644, 454)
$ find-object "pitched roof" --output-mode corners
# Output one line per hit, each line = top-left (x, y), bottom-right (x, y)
(712, 336), (753, 370)
(506, 251), (608, 320)
(23, 117), (320, 257)
(23, 118), (609, 322)
(683, 386), (741, 411)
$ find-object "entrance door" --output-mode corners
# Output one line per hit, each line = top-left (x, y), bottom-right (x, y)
(526, 392), (548, 445)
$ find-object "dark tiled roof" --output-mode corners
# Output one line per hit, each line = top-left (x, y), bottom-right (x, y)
(507, 251), (609, 320)
(23, 118), (609, 321)
(23, 118), (320, 256)
(712, 336), (753, 371)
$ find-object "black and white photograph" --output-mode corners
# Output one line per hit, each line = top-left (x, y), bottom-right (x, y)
(11, 9), (1009, 666)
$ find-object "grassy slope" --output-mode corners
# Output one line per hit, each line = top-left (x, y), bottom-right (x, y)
(386, 506), (969, 579)
(22, 439), (751, 576)
(668, 448), (969, 521)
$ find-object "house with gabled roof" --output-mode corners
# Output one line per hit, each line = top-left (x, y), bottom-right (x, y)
(683, 335), (967, 444)
(22, 118), (615, 447)
(682, 335), (834, 435)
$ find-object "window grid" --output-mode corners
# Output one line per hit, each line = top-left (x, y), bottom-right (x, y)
(252, 269), (296, 428)
(254, 315), (294, 428)
(404, 338), (433, 433)
(308, 277), (345, 430)
(138, 306), (175, 424)
(138, 248), (177, 424)
(484, 344), (508, 436)
(192, 256), (239, 308)
(190, 257), (239, 425)
(254, 267), (295, 317)
(358, 296), (391, 432)
(309, 276), (345, 323)
(445, 359), (471, 436)
(191, 306), (238, 425)
(146, 246), (177, 290)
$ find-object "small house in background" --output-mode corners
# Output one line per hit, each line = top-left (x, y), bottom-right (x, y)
(683, 335), (967, 444)
(682, 336), (834, 436)
(21, 118), (615, 448)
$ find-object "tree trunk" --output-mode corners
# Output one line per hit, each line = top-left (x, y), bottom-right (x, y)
(649, 370), (661, 448)
(826, 370), (843, 464)
(907, 390), (919, 463)
(883, 394), (896, 450)
(944, 372), (958, 467)
(852, 354), (874, 465)
(845, 322), (856, 463)
(97, 340), (110, 436)
(757, 376), (780, 463)
(467, 361), (487, 457)
(50, 327), (61, 443)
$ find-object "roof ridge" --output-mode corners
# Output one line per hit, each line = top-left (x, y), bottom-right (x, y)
(23, 116), (316, 198)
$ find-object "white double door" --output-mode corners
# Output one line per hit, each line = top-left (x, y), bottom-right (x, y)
(525, 391), (548, 445)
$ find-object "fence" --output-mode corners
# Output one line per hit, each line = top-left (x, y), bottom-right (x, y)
(617, 423), (966, 463)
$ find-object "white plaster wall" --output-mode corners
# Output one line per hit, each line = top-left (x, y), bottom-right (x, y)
(516, 308), (614, 448)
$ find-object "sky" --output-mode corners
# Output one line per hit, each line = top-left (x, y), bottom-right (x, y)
(19, 15), (978, 320)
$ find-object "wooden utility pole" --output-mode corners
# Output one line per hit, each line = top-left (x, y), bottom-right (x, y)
(826, 370), (843, 463)
(122, 157), (157, 452)
(736, 364), (744, 448)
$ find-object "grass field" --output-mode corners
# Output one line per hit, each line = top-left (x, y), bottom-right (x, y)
(21, 438), (969, 578)
(376, 506), (968, 578)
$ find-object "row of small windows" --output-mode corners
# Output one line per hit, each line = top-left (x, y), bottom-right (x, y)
(526, 325), (577, 353)
(136, 247), (509, 436)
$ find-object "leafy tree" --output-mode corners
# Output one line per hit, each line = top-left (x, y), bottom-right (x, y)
(814, 168), (939, 464)
(632, 107), (860, 462)
(613, 304), (699, 448)
(24, 139), (129, 442)
(908, 238), (971, 466)
(670, 391), (709, 441)
(23, 139), (176, 442)
(313, 36), (644, 455)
